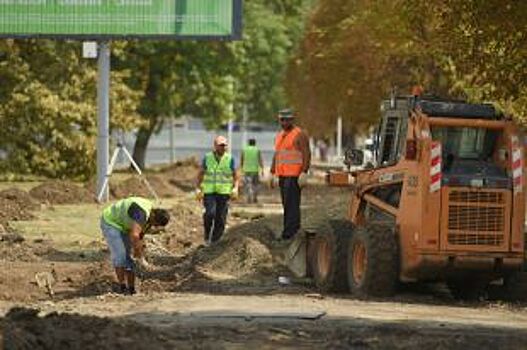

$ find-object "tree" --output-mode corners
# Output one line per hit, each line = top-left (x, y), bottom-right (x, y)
(0, 39), (141, 179)
(125, 0), (312, 168)
(286, 0), (527, 138)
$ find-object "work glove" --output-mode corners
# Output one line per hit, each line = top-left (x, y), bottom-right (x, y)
(298, 172), (308, 188)
(269, 176), (278, 189)
(137, 256), (152, 270)
(195, 188), (204, 201)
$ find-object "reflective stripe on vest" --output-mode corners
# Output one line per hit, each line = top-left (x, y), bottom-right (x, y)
(275, 127), (303, 176)
(202, 152), (234, 195)
(242, 146), (260, 173)
(102, 197), (153, 233)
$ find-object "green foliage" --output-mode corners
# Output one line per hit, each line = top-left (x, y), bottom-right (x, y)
(0, 0), (313, 176)
(287, 0), (527, 136)
(0, 39), (141, 179)
(123, 0), (312, 167)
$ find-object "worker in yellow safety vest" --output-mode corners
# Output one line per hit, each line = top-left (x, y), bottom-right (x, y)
(100, 197), (170, 295)
(241, 138), (264, 204)
(270, 108), (311, 241)
(196, 136), (240, 245)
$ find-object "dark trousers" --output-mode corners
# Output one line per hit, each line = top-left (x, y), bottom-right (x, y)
(203, 194), (230, 243)
(279, 176), (301, 239)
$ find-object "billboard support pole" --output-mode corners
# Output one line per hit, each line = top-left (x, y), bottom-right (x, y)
(96, 41), (111, 202)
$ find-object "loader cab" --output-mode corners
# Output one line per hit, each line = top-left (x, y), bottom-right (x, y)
(374, 97), (411, 167)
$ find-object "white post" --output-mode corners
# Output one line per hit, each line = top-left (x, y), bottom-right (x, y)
(96, 41), (110, 202)
(337, 116), (343, 159)
(169, 116), (175, 164)
(227, 77), (234, 151)
(227, 119), (233, 151)
(241, 104), (248, 148)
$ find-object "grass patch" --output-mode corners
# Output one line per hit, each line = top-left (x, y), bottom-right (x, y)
(0, 181), (42, 192)
(9, 197), (186, 252)
(11, 203), (105, 251)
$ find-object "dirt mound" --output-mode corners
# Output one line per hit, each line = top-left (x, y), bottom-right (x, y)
(204, 236), (274, 278)
(0, 188), (40, 211)
(0, 240), (41, 262)
(29, 181), (95, 205)
(160, 202), (203, 252)
(160, 214), (293, 293)
(3, 308), (174, 350)
(159, 161), (199, 192)
(111, 175), (182, 199)
(0, 197), (35, 227)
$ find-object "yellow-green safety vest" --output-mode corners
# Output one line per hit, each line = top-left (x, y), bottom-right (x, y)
(102, 197), (153, 233)
(242, 145), (260, 174)
(202, 152), (234, 195)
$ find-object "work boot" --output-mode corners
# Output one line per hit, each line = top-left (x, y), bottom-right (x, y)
(280, 232), (296, 241)
(111, 283), (127, 294)
(126, 286), (136, 296)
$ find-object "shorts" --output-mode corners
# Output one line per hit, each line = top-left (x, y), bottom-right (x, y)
(100, 218), (135, 271)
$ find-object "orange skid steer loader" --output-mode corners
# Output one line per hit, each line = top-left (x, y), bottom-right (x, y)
(289, 96), (527, 300)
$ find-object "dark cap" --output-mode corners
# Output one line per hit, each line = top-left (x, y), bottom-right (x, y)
(278, 108), (295, 119)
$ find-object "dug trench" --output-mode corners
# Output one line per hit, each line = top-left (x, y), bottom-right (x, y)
(2, 170), (527, 348)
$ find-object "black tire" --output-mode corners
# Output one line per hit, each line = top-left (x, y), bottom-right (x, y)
(487, 271), (527, 302)
(347, 223), (399, 298)
(446, 276), (487, 301)
(310, 220), (353, 293)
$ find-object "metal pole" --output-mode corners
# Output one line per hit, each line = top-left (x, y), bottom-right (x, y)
(169, 116), (175, 164)
(227, 77), (234, 151)
(227, 119), (233, 152)
(241, 104), (248, 147)
(337, 116), (342, 159)
(96, 41), (110, 202)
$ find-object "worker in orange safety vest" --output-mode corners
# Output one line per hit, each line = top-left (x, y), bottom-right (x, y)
(270, 108), (311, 241)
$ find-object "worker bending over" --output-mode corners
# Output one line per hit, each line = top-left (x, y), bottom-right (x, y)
(100, 196), (170, 295)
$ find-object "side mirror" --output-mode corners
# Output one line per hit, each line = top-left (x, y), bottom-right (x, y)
(344, 148), (364, 168)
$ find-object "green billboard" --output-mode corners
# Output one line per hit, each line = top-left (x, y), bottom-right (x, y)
(0, 0), (242, 39)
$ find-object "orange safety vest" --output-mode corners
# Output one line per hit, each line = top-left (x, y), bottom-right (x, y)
(275, 126), (303, 177)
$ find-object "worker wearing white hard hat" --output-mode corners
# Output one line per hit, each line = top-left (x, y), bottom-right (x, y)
(195, 135), (240, 245)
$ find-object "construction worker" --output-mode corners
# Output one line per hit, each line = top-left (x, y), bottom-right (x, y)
(241, 138), (264, 203)
(270, 108), (311, 241)
(196, 135), (240, 245)
(100, 196), (170, 295)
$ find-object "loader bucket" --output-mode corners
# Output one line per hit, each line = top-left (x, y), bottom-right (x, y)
(285, 230), (315, 278)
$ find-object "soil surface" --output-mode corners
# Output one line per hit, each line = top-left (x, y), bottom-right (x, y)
(0, 188), (38, 227)
(29, 181), (96, 205)
(2, 169), (527, 349)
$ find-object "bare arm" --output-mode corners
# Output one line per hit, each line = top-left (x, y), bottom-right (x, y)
(233, 168), (240, 188)
(295, 131), (311, 173)
(258, 150), (264, 171)
(129, 222), (143, 258)
(196, 167), (205, 189)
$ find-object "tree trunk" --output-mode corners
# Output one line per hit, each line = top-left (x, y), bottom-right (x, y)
(132, 63), (160, 170)
(132, 122), (156, 170)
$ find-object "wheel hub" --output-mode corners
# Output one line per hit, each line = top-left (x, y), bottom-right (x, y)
(352, 241), (367, 284)
(317, 239), (331, 279)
